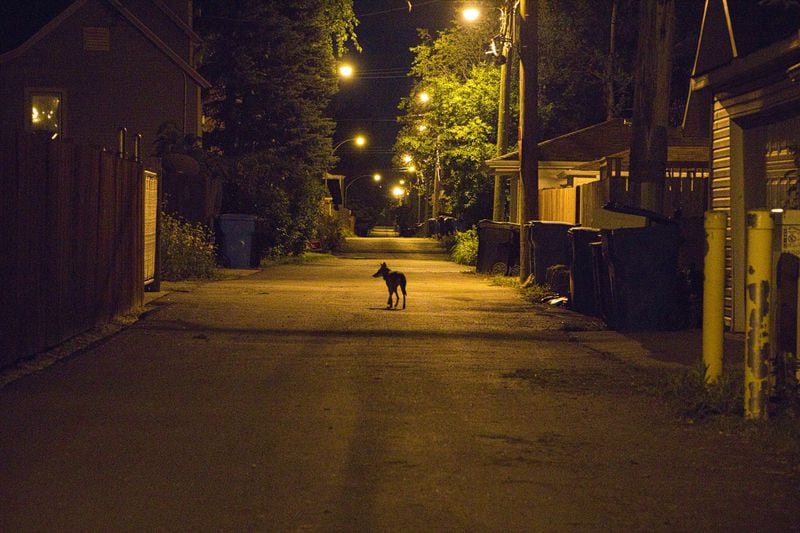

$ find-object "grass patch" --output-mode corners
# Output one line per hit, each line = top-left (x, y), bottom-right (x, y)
(490, 275), (555, 303)
(662, 363), (744, 420)
(259, 252), (331, 268)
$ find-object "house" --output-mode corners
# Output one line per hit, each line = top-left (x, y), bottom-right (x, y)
(0, 0), (210, 157)
(486, 119), (634, 222)
(685, 0), (800, 332)
(486, 118), (708, 225)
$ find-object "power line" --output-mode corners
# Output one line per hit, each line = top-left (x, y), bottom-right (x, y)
(356, 0), (442, 18)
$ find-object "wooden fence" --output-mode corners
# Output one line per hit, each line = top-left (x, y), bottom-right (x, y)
(0, 132), (145, 367)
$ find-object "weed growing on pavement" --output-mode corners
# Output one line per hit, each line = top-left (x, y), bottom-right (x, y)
(663, 363), (744, 420)
(490, 275), (555, 303)
(259, 252), (330, 267)
(160, 212), (218, 280)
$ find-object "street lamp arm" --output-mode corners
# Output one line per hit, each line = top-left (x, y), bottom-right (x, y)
(332, 135), (366, 154)
(344, 174), (381, 208)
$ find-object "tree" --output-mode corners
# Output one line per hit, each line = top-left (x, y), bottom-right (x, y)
(195, 0), (357, 255)
(395, 18), (505, 228)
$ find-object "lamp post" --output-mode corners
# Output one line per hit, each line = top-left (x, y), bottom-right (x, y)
(344, 173), (381, 208)
(332, 135), (366, 154)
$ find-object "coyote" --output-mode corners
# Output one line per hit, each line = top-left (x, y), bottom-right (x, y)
(372, 262), (407, 309)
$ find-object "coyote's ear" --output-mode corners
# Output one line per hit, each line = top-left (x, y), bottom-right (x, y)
(381, 262), (387, 267)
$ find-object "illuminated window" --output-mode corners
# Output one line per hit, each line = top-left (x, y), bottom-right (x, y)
(28, 91), (62, 135)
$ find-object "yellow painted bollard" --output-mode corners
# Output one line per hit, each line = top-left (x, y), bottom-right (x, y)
(745, 210), (774, 420)
(703, 211), (727, 384)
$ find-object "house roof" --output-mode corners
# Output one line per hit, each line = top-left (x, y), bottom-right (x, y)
(0, 0), (74, 54)
(487, 119), (707, 173)
(574, 145), (711, 172)
(692, 0), (800, 77)
(486, 119), (634, 171)
(684, 0), (800, 131)
(0, 0), (210, 88)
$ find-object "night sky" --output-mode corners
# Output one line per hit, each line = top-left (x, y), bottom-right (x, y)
(331, 0), (456, 181)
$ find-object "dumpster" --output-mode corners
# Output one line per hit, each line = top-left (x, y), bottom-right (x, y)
(568, 227), (602, 315)
(218, 214), (257, 268)
(600, 223), (681, 331)
(476, 220), (520, 275)
(526, 221), (576, 284)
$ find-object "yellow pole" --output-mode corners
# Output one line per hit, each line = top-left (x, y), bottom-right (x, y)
(744, 210), (773, 420)
(703, 210), (727, 383)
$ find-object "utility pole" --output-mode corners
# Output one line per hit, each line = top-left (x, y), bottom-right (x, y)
(493, 2), (515, 221)
(604, 0), (619, 121)
(517, 0), (538, 282)
(432, 150), (441, 219)
(629, 0), (674, 213)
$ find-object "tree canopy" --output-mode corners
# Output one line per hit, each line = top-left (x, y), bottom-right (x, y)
(394, 17), (503, 227)
(195, 0), (357, 255)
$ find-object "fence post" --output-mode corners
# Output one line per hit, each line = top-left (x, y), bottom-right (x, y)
(118, 127), (127, 159)
(745, 210), (773, 420)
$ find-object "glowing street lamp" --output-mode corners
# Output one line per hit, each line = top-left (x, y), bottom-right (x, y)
(462, 6), (481, 22)
(338, 63), (354, 78)
(402, 154), (413, 164)
(332, 135), (367, 154)
(392, 185), (406, 199)
(344, 173), (382, 208)
(418, 91), (430, 104)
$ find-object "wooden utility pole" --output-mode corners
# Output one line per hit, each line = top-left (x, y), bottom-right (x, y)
(517, 0), (538, 282)
(604, 0), (619, 120)
(493, 3), (515, 221)
(629, 0), (674, 213)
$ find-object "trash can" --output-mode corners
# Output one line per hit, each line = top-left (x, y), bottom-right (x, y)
(601, 224), (681, 331)
(476, 220), (520, 275)
(526, 221), (575, 284)
(218, 214), (257, 268)
(568, 227), (602, 315)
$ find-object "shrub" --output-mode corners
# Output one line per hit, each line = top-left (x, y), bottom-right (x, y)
(315, 214), (347, 252)
(450, 229), (479, 266)
(160, 212), (217, 280)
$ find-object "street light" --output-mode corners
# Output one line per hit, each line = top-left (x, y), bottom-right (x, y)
(332, 135), (366, 154)
(338, 63), (354, 78)
(462, 6), (481, 22)
(344, 173), (381, 208)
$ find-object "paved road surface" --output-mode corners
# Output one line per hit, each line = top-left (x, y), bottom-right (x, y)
(1, 236), (798, 531)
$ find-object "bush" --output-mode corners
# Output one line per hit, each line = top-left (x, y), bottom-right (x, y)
(450, 229), (478, 266)
(315, 214), (347, 252)
(160, 212), (217, 280)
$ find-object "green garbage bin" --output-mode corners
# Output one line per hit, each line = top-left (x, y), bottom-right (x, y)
(476, 220), (520, 275)
(601, 224), (681, 331)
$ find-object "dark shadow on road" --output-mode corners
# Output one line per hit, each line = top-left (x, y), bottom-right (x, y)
(138, 320), (570, 343)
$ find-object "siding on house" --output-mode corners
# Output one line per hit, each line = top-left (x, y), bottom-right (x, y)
(711, 98), (735, 328)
